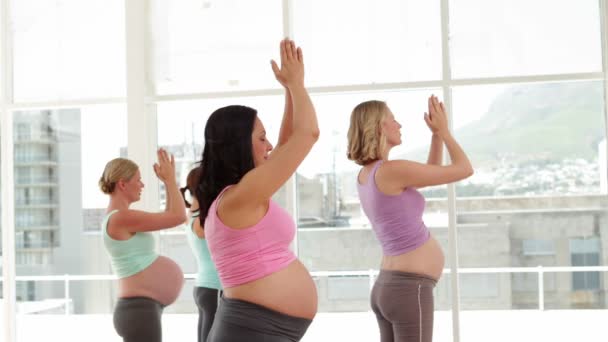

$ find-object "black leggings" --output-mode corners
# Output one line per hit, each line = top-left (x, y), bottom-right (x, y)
(113, 296), (164, 342)
(194, 287), (221, 342)
(208, 296), (312, 342)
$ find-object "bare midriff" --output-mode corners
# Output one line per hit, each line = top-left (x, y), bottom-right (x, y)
(117, 256), (184, 306)
(224, 259), (317, 319)
(381, 236), (445, 280)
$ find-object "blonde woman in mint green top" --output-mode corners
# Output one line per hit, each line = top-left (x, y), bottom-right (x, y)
(99, 149), (187, 342)
(181, 166), (222, 342)
(102, 209), (158, 278)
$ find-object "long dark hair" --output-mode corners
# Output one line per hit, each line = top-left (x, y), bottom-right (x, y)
(195, 105), (257, 224)
(179, 164), (202, 209)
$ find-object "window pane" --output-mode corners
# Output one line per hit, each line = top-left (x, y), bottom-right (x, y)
(296, 89), (452, 341)
(13, 105), (127, 340)
(293, 0), (442, 87)
(571, 238), (601, 292)
(12, 0), (125, 102)
(453, 81), (604, 197)
(152, 0), (283, 95)
(453, 81), (607, 339)
(450, 0), (602, 78)
(0, 120), (3, 341)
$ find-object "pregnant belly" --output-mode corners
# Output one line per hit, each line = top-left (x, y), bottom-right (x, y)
(225, 260), (318, 319)
(118, 256), (184, 306)
(382, 237), (445, 280)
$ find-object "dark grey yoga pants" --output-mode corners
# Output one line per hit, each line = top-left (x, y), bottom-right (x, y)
(194, 287), (221, 342)
(113, 296), (164, 342)
(208, 296), (313, 342)
(371, 270), (437, 342)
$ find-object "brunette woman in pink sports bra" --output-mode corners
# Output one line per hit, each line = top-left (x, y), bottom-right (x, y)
(195, 39), (319, 342)
(347, 97), (473, 342)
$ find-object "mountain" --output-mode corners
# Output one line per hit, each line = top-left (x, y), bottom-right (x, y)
(455, 81), (606, 164)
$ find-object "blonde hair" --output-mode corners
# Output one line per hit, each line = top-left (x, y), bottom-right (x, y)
(347, 100), (389, 165)
(98, 158), (139, 194)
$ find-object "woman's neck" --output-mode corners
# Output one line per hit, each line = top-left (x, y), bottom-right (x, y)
(108, 195), (130, 212)
(380, 146), (392, 161)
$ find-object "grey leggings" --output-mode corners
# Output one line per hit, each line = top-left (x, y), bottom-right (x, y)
(194, 287), (221, 342)
(208, 296), (312, 342)
(371, 270), (437, 342)
(113, 296), (164, 342)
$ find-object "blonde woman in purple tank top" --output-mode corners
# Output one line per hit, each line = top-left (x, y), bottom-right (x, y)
(347, 96), (473, 342)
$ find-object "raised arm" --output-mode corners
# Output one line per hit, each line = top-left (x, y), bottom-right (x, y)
(275, 70), (294, 148)
(229, 39), (319, 207)
(111, 149), (187, 233)
(426, 134), (443, 165)
(424, 95), (444, 165)
(382, 95), (473, 189)
(276, 90), (294, 147)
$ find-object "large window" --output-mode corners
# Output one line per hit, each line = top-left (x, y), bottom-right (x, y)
(13, 106), (126, 341)
(2, 0), (608, 341)
(12, 0), (125, 102)
(292, 0), (442, 86)
(450, 0), (602, 78)
(450, 1), (606, 334)
(152, 0), (283, 94)
(453, 78), (607, 337)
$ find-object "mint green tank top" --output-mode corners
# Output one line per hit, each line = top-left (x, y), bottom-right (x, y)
(185, 212), (222, 289)
(102, 210), (159, 278)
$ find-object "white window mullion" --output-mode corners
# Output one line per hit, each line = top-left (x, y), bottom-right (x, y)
(7, 97), (125, 111)
(282, 0), (300, 256)
(440, 0), (461, 341)
(150, 71), (605, 105)
(599, 0), (608, 197)
(125, 0), (159, 213)
(1, 0), (17, 340)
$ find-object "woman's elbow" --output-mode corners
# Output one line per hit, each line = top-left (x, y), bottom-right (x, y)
(466, 166), (474, 178)
(172, 212), (187, 225)
(455, 165), (474, 181)
(311, 128), (320, 141)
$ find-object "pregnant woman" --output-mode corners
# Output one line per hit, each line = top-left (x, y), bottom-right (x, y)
(180, 165), (222, 342)
(347, 96), (473, 342)
(99, 148), (186, 342)
(197, 39), (319, 341)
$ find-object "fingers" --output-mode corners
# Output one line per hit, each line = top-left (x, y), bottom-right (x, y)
(153, 163), (161, 179)
(424, 112), (431, 126)
(156, 148), (175, 171)
(270, 59), (280, 76)
(280, 39), (287, 63)
(285, 38), (294, 60)
(290, 40), (297, 60)
(281, 38), (298, 62)
(157, 148), (169, 164)
(428, 95), (444, 116)
(275, 38), (304, 88)
(430, 95), (440, 113)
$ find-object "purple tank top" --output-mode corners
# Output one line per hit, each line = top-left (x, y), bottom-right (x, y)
(357, 160), (430, 256)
